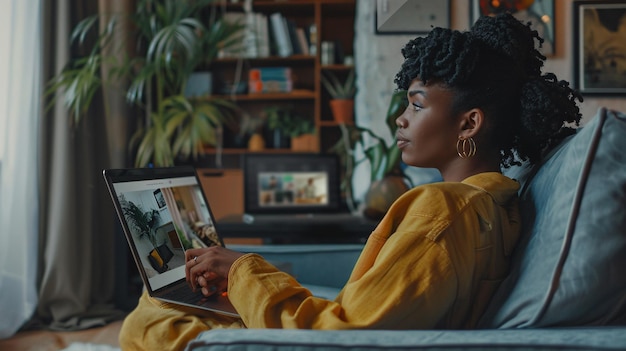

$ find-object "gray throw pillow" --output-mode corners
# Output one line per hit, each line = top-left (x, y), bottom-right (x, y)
(479, 108), (626, 328)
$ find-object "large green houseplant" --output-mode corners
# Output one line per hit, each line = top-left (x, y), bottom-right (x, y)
(330, 90), (411, 218)
(46, 0), (245, 167)
(120, 200), (162, 248)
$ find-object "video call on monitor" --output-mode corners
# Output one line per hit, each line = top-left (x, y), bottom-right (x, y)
(243, 154), (341, 215)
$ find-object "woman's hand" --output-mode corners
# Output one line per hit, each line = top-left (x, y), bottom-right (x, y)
(185, 246), (245, 296)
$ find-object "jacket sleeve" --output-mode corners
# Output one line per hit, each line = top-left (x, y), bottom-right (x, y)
(227, 221), (458, 329)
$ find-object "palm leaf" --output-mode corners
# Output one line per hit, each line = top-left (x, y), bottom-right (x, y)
(125, 59), (155, 105)
(45, 55), (102, 125)
(134, 112), (174, 167)
(47, 0), (247, 166)
(147, 17), (203, 71)
(122, 201), (161, 246)
(160, 95), (228, 159)
(46, 13), (121, 125)
(70, 15), (100, 46)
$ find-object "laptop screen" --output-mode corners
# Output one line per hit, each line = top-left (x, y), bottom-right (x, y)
(104, 167), (221, 291)
(243, 153), (341, 215)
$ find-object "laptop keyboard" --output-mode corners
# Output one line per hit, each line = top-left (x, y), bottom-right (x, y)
(159, 283), (209, 304)
(154, 280), (238, 316)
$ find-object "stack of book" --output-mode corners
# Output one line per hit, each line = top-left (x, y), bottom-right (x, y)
(219, 11), (268, 58)
(248, 67), (293, 93)
(218, 11), (315, 59)
(269, 13), (314, 57)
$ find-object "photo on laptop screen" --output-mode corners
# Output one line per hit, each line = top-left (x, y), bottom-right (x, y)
(244, 153), (341, 215)
(111, 173), (221, 290)
(104, 167), (239, 317)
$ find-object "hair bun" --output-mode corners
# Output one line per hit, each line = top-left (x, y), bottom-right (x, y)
(518, 74), (583, 161)
(470, 13), (544, 78)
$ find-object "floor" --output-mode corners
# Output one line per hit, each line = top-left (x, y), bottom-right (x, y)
(0, 320), (123, 351)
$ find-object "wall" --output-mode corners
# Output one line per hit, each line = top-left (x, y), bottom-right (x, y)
(351, 0), (626, 201)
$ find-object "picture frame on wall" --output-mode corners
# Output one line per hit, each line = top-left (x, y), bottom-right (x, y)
(573, 0), (626, 96)
(153, 189), (166, 209)
(375, 0), (450, 35)
(470, 0), (555, 56)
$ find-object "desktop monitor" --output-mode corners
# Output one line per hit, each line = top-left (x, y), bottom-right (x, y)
(243, 153), (341, 215)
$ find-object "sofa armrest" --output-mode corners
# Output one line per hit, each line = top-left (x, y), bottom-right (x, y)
(186, 327), (626, 351)
(228, 244), (363, 289)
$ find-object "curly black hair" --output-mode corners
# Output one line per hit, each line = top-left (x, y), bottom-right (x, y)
(394, 13), (583, 168)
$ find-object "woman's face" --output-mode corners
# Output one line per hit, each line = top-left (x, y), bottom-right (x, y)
(395, 79), (460, 169)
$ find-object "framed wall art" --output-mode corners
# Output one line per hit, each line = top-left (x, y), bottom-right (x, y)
(375, 0), (450, 35)
(470, 0), (555, 56)
(153, 189), (167, 209)
(573, 0), (626, 96)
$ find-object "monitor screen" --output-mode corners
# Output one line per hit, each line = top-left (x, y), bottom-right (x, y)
(243, 154), (341, 214)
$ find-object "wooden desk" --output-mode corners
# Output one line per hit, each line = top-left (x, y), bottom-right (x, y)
(216, 213), (376, 244)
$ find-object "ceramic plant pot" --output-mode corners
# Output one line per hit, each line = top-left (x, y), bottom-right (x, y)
(362, 174), (409, 220)
(291, 133), (318, 152)
(329, 99), (354, 124)
(247, 133), (265, 151)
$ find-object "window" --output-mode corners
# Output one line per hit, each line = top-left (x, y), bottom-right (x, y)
(0, 0), (10, 165)
(0, 0), (42, 336)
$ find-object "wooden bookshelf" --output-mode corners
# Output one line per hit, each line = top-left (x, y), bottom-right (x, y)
(198, 0), (356, 168)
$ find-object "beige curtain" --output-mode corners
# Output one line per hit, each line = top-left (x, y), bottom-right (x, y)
(163, 188), (187, 238)
(32, 0), (134, 331)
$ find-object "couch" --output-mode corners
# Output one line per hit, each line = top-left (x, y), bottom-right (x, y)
(185, 108), (626, 350)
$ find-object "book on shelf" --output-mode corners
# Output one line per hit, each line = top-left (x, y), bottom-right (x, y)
(307, 23), (317, 55)
(269, 12), (292, 57)
(248, 66), (293, 93)
(219, 11), (269, 59)
(220, 11), (312, 59)
(218, 12), (246, 58)
(286, 19), (303, 55)
(248, 80), (293, 93)
(242, 11), (259, 58)
(249, 67), (292, 81)
(296, 27), (310, 56)
(255, 12), (270, 58)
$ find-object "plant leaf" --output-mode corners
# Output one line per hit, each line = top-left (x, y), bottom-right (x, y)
(71, 15), (100, 46)
(385, 90), (408, 134)
(365, 143), (387, 181)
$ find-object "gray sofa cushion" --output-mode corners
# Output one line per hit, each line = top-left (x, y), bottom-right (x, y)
(229, 244), (363, 289)
(480, 108), (626, 328)
(186, 327), (626, 351)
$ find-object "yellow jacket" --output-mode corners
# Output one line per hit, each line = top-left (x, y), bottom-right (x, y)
(229, 172), (520, 329)
(119, 172), (521, 350)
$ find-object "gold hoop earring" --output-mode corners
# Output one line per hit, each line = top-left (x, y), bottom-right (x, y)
(456, 137), (477, 158)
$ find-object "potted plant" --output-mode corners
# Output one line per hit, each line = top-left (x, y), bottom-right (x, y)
(46, 0), (246, 167)
(121, 200), (162, 248)
(321, 68), (356, 123)
(264, 105), (316, 150)
(120, 198), (176, 272)
(264, 106), (292, 149)
(329, 90), (411, 219)
(289, 118), (317, 152)
(231, 111), (266, 151)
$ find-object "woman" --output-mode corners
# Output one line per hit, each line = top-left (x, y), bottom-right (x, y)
(119, 13), (582, 350)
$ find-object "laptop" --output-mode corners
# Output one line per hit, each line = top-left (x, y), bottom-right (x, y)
(103, 166), (239, 317)
(242, 153), (358, 224)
